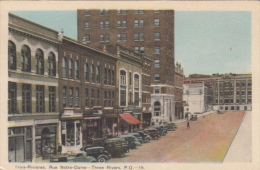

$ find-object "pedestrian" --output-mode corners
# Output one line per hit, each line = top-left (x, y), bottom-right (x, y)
(57, 143), (62, 155)
(187, 121), (190, 129)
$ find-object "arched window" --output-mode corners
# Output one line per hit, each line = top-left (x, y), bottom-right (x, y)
(85, 64), (89, 82)
(69, 59), (73, 78)
(8, 41), (16, 70)
(75, 60), (79, 80)
(154, 101), (161, 116)
(48, 52), (56, 76)
(96, 67), (100, 83)
(62, 58), (67, 78)
(91, 65), (95, 83)
(120, 70), (127, 106)
(248, 82), (252, 87)
(36, 49), (44, 75)
(21, 45), (31, 72)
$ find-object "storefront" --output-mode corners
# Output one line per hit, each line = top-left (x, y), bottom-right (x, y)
(83, 117), (102, 145)
(119, 113), (141, 134)
(142, 112), (152, 128)
(103, 116), (118, 137)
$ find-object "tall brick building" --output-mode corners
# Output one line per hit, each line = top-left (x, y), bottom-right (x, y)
(77, 9), (176, 124)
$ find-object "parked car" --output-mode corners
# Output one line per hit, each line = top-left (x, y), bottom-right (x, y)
(137, 131), (152, 143)
(81, 146), (111, 162)
(67, 152), (97, 163)
(128, 133), (143, 144)
(166, 122), (178, 131)
(104, 138), (129, 158)
(153, 126), (167, 136)
(50, 154), (68, 162)
(117, 134), (141, 149)
(143, 129), (161, 140)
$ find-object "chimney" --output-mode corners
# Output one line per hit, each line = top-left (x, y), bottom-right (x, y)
(58, 29), (64, 41)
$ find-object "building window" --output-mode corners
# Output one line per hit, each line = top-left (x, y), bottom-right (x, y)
(112, 70), (115, 85)
(122, 10), (127, 14)
(62, 57), (67, 78)
(154, 46), (160, 54)
(154, 19), (160, 27)
(8, 82), (17, 114)
(100, 21), (104, 29)
(108, 69), (111, 85)
(117, 9), (121, 14)
(134, 33), (139, 41)
(134, 74), (139, 89)
(248, 91), (251, 95)
(48, 52), (56, 76)
(117, 34), (121, 41)
(122, 20), (127, 27)
(154, 101), (161, 116)
(75, 88), (79, 107)
(85, 88), (89, 107)
(85, 63), (89, 82)
(154, 32), (160, 40)
(105, 21), (110, 28)
(139, 10), (144, 13)
(140, 19), (144, 27)
(35, 85), (44, 112)
(154, 60), (160, 67)
(134, 20), (139, 27)
(154, 10), (160, 13)
(21, 45), (31, 72)
(140, 47), (145, 54)
(100, 10), (104, 15)
(69, 59), (73, 79)
(96, 67), (100, 83)
(122, 33), (127, 41)
(100, 34), (104, 42)
(91, 64), (95, 83)
(49, 86), (56, 112)
(129, 72), (132, 85)
(104, 91), (107, 107)
(22, 84), (31, 113)
(85, 9), (90, 16)
(155, 74), (160, 81)
(8, 41), (16, 70)
(120, 70), (126, 86)
(85, 34), (90, 42)
(91, 89), (95, 106)
(66, 122), (75, 146)
(36, 49), (44, 75)
(75, 60), (79, 80)
(63, 87), (67, 107)
(69, 88), (73, 107)
(104, 9), (109, 15)
(117, 20), (121, 28)
(112, 92), (114, 106)
(155, 86), (160, 94)
(85, 22), (90, 29)
(104, 68), (107, 85)
(140, 33), (144, 41)
(120, 70), (127, 106)
(135, 47), (139, 53)
(108, 91), (111, 107)
(135, 92), (139, 106)
(97, 90), (100, 106)
(105, 34), (110, 42)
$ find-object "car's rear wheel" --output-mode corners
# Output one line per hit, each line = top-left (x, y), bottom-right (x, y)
(98, 156), (106, 163)
(145, 138), (150, 143)
(118, 150), (125, 158)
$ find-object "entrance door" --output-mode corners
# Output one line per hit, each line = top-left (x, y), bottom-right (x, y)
(41, 128), (50, 160)
(8, 137), (24, 162)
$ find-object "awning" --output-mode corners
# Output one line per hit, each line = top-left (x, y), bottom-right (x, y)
(120, 113), (141, 125)
(84, 117), (101, 120)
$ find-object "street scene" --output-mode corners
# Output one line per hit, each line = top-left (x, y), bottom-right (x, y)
(6, 8), (252, 165)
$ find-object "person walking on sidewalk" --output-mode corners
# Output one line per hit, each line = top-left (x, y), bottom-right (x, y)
(187, 121), (190, 129)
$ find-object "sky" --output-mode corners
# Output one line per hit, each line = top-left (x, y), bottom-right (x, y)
(10, 10), (251, 76)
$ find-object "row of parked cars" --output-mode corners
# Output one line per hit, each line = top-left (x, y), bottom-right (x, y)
(50, 122), (178, 163)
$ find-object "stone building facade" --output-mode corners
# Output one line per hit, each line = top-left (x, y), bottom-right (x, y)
(77, 9), (176, 124)
(8, 13), (60, 162)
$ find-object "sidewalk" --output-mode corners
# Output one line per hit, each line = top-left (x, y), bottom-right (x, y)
(174, 110), (216, 124)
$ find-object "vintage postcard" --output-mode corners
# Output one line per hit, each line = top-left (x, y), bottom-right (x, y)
(0, 1), (259, 170)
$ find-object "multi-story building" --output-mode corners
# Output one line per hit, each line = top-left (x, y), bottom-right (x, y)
(8, 13), (60, 162)
(184, 73), (252, 111)
(58, 33), (119, 151)
(174, 62), (184, 119)
(77, 9), (176, 123)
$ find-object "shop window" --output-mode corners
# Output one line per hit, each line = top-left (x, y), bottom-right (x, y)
(66, 123), (75, 146)
(22, 84), (31, 113)
(8, 41), (16, 70)
(48, 52), (56, 76)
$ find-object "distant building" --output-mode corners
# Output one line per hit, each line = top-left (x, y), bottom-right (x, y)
(8, 13), (60, 162)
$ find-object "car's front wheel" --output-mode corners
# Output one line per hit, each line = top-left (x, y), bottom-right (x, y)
(145, 138), (151, 143)
(98, 156), (107, 163)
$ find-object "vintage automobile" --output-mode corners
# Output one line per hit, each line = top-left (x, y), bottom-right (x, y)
(104, 138), (129, 158)
(81, 146), (111, 162)
(117, 134), (141, 149)
(166, 122), (178, 131)
(137, 131), (152, 143)
(152, 126), (167, 136)
(143, 129), (161, 140)
(50, 154), (68, 162)
(50, 152), (97, 163)
(128, 133), (143, 144)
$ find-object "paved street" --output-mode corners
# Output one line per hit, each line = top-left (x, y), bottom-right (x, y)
(108, 110), (246, 163)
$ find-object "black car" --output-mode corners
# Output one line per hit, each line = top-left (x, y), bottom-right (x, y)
(153, 126), (167, 136)
(81, 146), (111, 162)
(137, 131), (152, 143)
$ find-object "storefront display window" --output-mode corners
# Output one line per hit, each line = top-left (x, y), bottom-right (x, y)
(66, 122), (75, 146)
(76, 123), (80, 145)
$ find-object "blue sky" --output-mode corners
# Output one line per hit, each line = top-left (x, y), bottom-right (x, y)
(10, 10), (251, 76)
